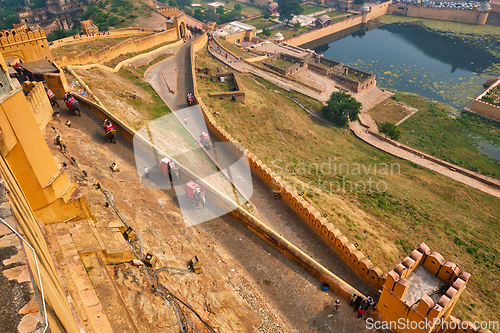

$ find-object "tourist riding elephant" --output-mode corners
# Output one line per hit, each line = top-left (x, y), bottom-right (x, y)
(46, 88), (59, 107)
(103, 119), (117, 144)
(200, 131), (211, 150)
(64, 95), (81, 116)
(160, 157), (179, 183)
(186, 181), (206, 207)
(187, 93), (194, 106)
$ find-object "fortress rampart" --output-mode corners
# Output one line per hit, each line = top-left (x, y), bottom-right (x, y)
(387, 4), (489, 25)
(0, 25), (52, 63)
(54, 28), (178, 66)
(156, 5), (180, 17)
(377, 243), (491, 333)
(24, 81), (53, 129)
(285, 1), (391, 47)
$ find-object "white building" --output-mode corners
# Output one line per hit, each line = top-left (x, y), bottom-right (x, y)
(207, 2), (225, 9)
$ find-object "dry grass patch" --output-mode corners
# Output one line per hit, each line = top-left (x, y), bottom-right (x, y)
(369, 98), (417, 124)
(52, 36), (145, 58)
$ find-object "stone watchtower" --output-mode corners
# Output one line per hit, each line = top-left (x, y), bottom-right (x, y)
(377, 243), (491, 333)
(0, 25), (52, 63)
(361, 4), (371, 24)
(477, 2), (490, 25)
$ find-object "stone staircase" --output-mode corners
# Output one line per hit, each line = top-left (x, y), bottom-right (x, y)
(354, 86), (394, 113)
(46, 220), (114, 333)
(46, 219), (139, 333)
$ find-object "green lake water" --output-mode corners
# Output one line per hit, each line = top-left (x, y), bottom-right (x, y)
(304, 22), (497, 111)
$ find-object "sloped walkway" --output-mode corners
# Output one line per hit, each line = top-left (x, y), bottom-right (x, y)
(349, 121), (500, 199)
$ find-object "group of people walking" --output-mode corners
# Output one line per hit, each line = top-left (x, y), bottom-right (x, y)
(350, 294), (376, 319)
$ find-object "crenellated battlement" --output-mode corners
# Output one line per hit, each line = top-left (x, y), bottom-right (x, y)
(157, 5), (180, 17)
(0, 24), (51, 63)
(377, 243), (489, 333)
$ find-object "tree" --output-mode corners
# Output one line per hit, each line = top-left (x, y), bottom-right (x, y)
(278, 0), (302, 27)
(250, 0), (255, 4)
(30, 0), (46, 9)
(379, 121), (402, 141)
(234, 2), (242, 10)
(262, 27), (272, 36)
(230, 10), (242, 20)
(193, 8), (204, 21)
(264, 12), (270, 19)
(204, 8), (217, 22)
(216, 5), (225, 14)
(321, 91), (362, 127)
(354, 0), (365, 4)
(293, 21), (301, 30)
(168, 0), (177, 6)
(176, 0), (191, 8)
(184, 7), (193, 16)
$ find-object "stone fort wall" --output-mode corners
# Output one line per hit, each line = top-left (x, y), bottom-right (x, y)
(23, 81), (53, 129)
(156, 5), (180, 17)
(387, 4), (489, 25)
(285, 0), (489, 47)
(0, 26), (52, 63)
(285, 1), (391, 47)
(54, 28), (178, 66)
(191, 35), (387, 291)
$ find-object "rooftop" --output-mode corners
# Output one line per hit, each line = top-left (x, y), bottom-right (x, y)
(211, 21), (256, 37)
(401, 265), (449, 306)
(250, 41), (313, 59)
(208, 2), (225, 7)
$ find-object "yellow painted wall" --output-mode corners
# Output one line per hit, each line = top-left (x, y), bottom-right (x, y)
(0, 87), (84, 223)
(0, 154), (81, 333)
(44, 72), (69, 100)
(0, 27), (52, 63)
(286, 14), (364, 46)
(470, 99), (500, 121)
(54, 28), (179, 66)
(25, 81), (53, 129)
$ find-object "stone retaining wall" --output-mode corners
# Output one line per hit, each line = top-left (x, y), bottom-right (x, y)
(55, 29), (178, 66)
(387, 4), (489, 25)
(208, 72), (246, 103)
